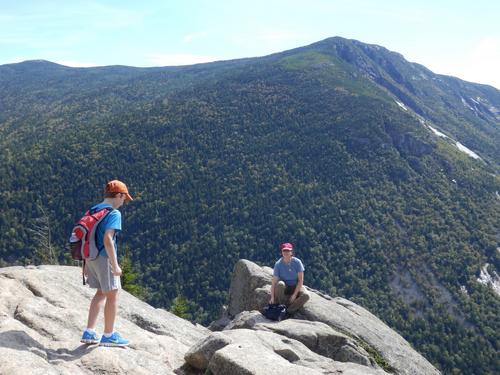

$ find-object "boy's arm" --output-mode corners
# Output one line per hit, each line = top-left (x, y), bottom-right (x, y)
(103, 229), (122, 276)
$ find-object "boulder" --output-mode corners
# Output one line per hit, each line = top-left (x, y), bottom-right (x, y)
(186, 328), (388, 375)
(227, 260), (273, 316)
(226, 259), (441, 375)
(208, 342), (319, 375)
(184, 331), (233, 370)
(0, 265), (209, 375)
(301, 294), (440, 375)
(224, 310), (375, 367)
(207, 305), (231, 331)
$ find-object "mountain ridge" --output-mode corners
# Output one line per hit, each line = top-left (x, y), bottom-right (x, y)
(4, 35), (498, 87)
(2, 37), (498, 163)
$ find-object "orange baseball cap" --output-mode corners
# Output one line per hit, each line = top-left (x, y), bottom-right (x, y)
(105, 180), (133, 202)
(280, 243), (293, 251)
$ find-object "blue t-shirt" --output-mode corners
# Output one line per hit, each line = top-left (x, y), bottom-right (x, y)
(92, 203), (121, 258)
(273, 257), (305, 286)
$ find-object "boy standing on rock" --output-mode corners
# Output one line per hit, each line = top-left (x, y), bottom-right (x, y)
(269, 243), (310, 313)
(80, 180), (133, 347)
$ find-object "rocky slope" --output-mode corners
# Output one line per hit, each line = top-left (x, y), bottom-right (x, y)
(0, 260), (440, 375)
(0, 265), (208, 374)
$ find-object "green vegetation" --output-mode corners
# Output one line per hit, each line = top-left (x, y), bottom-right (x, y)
(0, 37), (498, 374)
(121, 247), (147, 299)
(170, 292), (191, 320)
(359, 341), (395, 373)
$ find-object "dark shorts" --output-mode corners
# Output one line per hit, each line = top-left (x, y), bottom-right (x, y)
(284, 284), (296, 295)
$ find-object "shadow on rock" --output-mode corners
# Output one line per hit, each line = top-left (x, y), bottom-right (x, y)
(0, 330), (98, 363)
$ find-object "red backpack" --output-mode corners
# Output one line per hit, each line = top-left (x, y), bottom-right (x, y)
(69, 206), (113, 261)
(69, 206), (113, 284)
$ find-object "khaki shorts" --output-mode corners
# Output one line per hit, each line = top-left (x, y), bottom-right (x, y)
(85, 255), (121, 292)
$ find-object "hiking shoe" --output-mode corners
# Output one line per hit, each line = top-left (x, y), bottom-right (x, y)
(99, 332), (129, 347)
(80, 330), (100, 344)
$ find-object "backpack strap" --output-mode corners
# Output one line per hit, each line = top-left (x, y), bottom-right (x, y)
(82, 260), (86, 285)
(89, 206), (114, 255)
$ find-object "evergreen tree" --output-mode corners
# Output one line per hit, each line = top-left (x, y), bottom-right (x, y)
(170, 292), (191, 320)
(121, 246), (147, 299)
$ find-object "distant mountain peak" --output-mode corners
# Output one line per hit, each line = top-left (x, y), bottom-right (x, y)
(5, 59), (62, 67)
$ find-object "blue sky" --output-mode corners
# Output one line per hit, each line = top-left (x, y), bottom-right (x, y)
(1, 0), (499, 88)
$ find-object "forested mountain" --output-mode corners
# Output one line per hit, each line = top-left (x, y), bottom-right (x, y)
(0, 37), (498, 374)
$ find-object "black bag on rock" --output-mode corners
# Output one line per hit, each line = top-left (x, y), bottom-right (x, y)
(262, 304), (288, 321)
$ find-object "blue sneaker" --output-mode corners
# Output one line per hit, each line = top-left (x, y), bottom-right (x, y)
(99, 332), (129, 347)
(80, 330), (100, 344)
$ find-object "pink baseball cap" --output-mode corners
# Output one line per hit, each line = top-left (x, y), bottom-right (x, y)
(280, 243), (293, 251)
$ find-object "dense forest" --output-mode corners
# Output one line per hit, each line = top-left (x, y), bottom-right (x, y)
(1, 37), (499, 374)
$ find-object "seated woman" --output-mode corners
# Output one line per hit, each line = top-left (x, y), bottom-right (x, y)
(269, 242), (310, 313)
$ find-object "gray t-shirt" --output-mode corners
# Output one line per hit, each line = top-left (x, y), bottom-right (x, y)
(273, 257), (305, 286)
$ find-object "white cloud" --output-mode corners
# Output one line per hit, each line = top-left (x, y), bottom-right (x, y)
(458, 37), (500, 88)
(183, 31), (208, 43)
(148, 53), (220, 66)
(425, 37), (500, 89)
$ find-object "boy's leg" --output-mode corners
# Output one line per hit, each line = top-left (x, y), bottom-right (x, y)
(103, 289), (119, 334)
(99, 287), (129, 347)
(86, 289), (106, 330)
